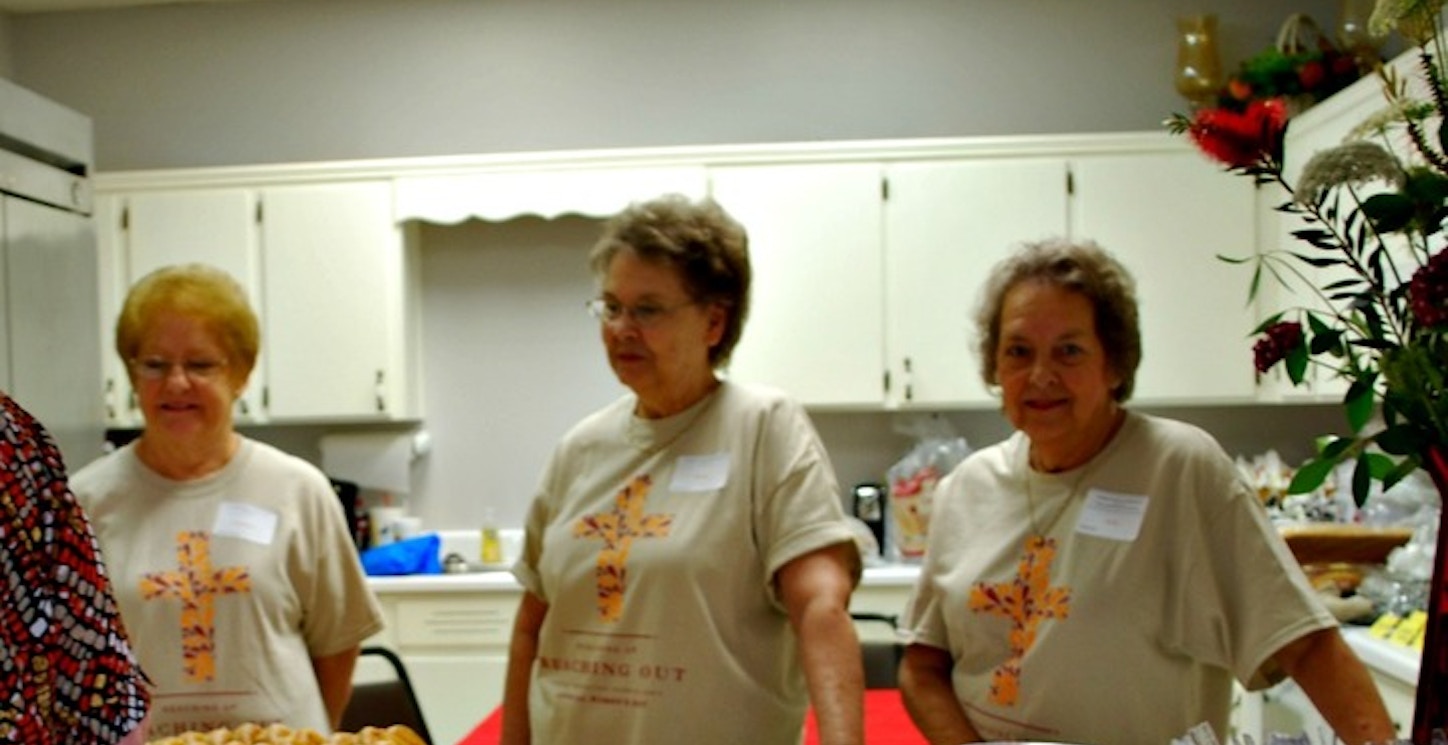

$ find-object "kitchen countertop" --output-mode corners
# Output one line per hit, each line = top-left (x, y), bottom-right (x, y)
(366, 559), (921, 594)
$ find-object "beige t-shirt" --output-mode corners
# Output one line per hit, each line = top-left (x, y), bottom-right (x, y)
(73, 438), (385, 738)
(514, 382), (859, 745)
(904, 412), (1336, 745)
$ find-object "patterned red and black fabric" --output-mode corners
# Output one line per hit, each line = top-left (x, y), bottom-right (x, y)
(0, 392), (151, 743)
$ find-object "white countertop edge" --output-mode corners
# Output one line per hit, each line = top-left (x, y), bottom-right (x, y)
(1341, 625), (1421, 686)
(365, 561), (921, 594)
(366, 570), (521, 593)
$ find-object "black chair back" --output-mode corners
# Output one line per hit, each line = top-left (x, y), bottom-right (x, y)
(340, 646), (433, 744)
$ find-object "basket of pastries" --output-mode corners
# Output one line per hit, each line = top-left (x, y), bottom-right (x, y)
(147, 723), (426, 745)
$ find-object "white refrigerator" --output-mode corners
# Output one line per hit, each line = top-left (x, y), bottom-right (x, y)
(0, 76), (104, 469)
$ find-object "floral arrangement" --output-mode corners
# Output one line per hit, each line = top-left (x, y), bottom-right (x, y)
(1216, 30), (1363, 113)
(1167, 0), (1448, 506)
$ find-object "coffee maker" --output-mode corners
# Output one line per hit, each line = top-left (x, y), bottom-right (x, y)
(851, 482), (886, 557)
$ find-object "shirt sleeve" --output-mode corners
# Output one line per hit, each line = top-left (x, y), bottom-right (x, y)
(752, 395), (860, 604)
(296, 470), (385, 657)
(899, 468), (960, 651)
(1163, 436), (1336, 689)
(5, 395), (152, 743)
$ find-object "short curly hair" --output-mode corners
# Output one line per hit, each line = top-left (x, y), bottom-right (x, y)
(589, 194), (751, 368)
(115, 263), (260, 385)
(974, 238), (1142, 402)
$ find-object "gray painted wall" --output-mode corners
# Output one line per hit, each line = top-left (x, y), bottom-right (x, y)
(7, 0), (1341, 171)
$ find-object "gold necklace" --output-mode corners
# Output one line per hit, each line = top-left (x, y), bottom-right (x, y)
(1021, 409), (1125, 537)
(1022, 449), (1096, 539)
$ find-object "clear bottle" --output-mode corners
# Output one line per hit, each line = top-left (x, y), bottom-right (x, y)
(481, 508), (503, 565)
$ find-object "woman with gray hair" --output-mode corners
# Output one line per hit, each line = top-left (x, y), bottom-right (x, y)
(897, 238), (1394, 744)
(501, 194), (863, 745)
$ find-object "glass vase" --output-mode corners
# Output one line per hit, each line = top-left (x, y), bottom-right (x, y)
(1337, 0), (1385, 73)
(1174, 14), (1223, 109)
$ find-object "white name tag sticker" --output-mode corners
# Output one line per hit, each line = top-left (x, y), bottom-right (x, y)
(1075, 488), (1149, 542)
(669, 452), (731, 492)
(213, 501), (279, 546)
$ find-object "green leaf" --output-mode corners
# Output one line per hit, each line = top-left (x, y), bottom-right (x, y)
(1383, 456), (1421, 490)
(1362, 193), (1415, 232)
(1344, 380), (1376, 432)
(1364, 452), (1396, 480)
(1319, 435), (1355, 460)
(1374, 424), (1421, 455)
(1288, 457), (1336, 494)
(1352, 453), (1372, 506)
(1285, 342), (1309, 384)
(1310, 329), (1342, 355)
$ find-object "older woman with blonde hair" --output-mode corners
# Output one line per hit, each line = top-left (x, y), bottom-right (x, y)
(73, 263), (383, 739)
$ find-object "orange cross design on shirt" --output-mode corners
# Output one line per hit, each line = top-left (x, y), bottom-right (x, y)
(141, 530), (252, 683)
(968, 535), (1071, 706)
(573, 474), (673, 623)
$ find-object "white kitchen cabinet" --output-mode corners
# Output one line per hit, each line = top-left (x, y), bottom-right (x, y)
(257, 182), (412, 421)
(96, 181), (416, 425)
(365, 587), (518, 745)
(709, 163), (887, 407)
(883, 158), (1070, 407)
(1071, 150), (1260, 404)
(709, 144), (1258, 409)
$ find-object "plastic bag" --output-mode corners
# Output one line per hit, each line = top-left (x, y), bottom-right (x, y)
(361, 533), (442, 576)
(886, 415), (971, 562)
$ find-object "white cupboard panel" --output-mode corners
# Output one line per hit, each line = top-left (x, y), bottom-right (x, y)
(710, 163), (886, 407)
(884, 159), (1069, 407)
(1070, 151), (1259, 404)
(403, 653), (501, 745)
(259, 182), (404, 420)
(117, 189), (267, 422)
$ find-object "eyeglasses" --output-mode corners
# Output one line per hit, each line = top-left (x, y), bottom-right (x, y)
(585, 298), (697, 329)
(129, 357), (229, 382)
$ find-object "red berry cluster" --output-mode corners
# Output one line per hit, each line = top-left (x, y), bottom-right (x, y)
(1409, 251), (1448, 328)
(1253, 321), (1304, 375)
